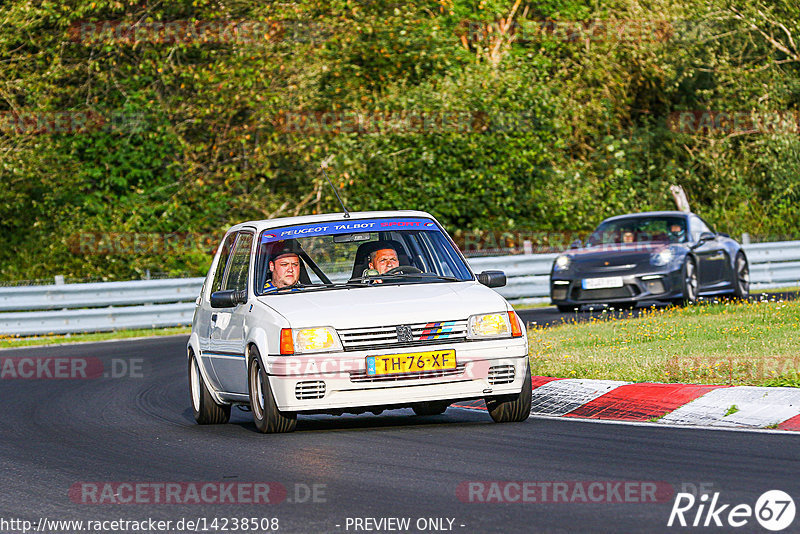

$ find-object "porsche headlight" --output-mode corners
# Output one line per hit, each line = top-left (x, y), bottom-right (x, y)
(650, 248), (675, 267)
(554, 254), (571, 272)
(468, 313), (512, 339)
(293, 327), (343, 354)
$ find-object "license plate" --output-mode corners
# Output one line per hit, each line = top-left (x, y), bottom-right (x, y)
(582, 277), (624, 290)
(366, 349), (457, 377)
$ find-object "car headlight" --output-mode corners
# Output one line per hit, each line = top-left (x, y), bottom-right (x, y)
(468, 312), (513, 339)
(554, 254), (571, 272)
(283, 327), (343, 354)
(650, 248), (675, 267)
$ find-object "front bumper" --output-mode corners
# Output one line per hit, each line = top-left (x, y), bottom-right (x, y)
(264, 338), (529, 412)
(551, 269), (683, 307)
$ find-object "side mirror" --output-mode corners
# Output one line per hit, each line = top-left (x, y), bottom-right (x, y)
(692, 231), (715, 247)
(210, 289), (247, 308)
(477, 270), (506, 288)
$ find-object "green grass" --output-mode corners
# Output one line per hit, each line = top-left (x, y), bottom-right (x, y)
(0, 326), (191, 349)
(761, 286), (800, 294)
(528, 298), (800, 386)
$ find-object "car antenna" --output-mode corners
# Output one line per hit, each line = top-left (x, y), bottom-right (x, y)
(319, 156), (350, 219)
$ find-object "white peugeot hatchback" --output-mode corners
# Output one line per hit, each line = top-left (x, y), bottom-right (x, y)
(188, 210), (531, 432)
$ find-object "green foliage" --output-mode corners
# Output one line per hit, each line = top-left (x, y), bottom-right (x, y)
(1, 0), (799, 280)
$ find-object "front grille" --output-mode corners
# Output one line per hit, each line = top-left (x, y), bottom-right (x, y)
(575, 263), (636, 273)
(574, 286), (637, 300)
(349, 363), (467, 383)
(339, 320), (468, 351)
(295, 380), (326, 400)
(488, 364), (515, 385)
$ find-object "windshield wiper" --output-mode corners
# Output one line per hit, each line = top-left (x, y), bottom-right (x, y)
(264, 283), (336, 294)
(373, 273), (462, 282)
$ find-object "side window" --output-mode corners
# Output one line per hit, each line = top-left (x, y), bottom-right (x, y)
(224, 232), (254, 292)
(210, 233), (238, 293)
(689, 216), (710, 241)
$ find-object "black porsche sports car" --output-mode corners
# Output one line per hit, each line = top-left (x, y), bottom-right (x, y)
(550, 211), (750, 311)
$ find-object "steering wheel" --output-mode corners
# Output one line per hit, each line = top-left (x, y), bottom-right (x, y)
(383, 265), (423, 275)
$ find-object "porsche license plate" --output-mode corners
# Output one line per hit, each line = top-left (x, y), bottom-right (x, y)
(582, 277), (624, 290)
(366, 349), (457, 377)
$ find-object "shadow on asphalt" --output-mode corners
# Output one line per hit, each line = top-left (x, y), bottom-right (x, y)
(217, 407), (493, 434)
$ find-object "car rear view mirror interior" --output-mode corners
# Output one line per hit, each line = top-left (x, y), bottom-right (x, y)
(210, 290), (247, 308)
(477, 270), (506, 288)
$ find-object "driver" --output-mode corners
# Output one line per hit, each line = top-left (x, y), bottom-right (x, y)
(368, 246), (400, 274)
(669, 223), (686, 243)
(264, 243), (302, 293)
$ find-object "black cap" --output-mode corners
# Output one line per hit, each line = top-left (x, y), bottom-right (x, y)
(270, 241), (300, 262)
(362, 240), (399, 256)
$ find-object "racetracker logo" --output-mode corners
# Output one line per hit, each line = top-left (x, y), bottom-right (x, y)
(0, 357), (102, 379)
(0, 357), (143, 379)
(69, 482), (287, 505)
(667, 490), (796, 530)
(457, 481), (674, 503)
(0, 111), (147, 135)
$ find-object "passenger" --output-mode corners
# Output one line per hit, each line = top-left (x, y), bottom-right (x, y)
(264, 244), (301, 293)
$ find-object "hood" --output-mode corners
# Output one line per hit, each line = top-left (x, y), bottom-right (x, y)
(565, 242), (671, 272)
(256, 281), (507, 329)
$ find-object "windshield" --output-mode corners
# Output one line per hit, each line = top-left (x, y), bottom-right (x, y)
(585, 216), (688, 247)
(255, 217), (473, 295)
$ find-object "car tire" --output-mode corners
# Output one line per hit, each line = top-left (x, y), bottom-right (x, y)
(675, 258), (698, 306)
(248, 346), (296, 433)
(412, 401), (450, 416)
(189, 350), (231, 425)
(732, 252), (750, 300)
(485, 365), (532, 423)
(556, 304), (577, 313)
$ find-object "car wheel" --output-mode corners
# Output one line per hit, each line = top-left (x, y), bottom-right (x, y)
(732, 252), (750, 300)
(189, 350), (231, 425)
(556, 304), (577, 313)
(412, 401), (450, 416)
(675, 258), (698, 306)
(485, 365), (532, 423)
(248, 346), (296, 433)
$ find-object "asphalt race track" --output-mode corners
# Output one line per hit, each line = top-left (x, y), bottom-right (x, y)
(2, 336), (799, 533)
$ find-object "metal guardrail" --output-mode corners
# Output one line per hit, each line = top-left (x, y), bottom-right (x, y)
(1, 242), (799, 336)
